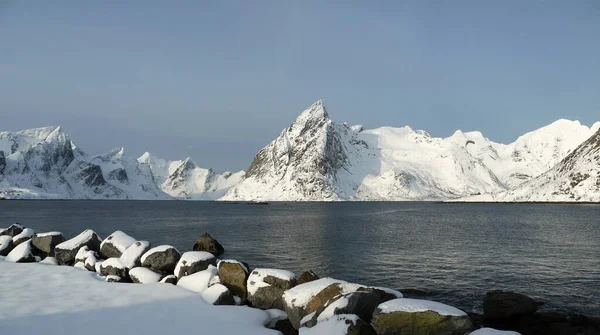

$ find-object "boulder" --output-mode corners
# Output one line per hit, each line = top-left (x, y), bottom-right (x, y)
(0, 223), (24, 237)
(74, 246), (98, 265)
(265, 309), (297, 335)
(74, 261), (87, 270)
(159, 275), (177, 285)
(105, 275), (123, 283)
(296, 270), (319, 285)
(248, 268), (296, 310)
(177, 265), (219, 293)
(0, 235), (14, 256)
(299, 314), (376, 335)
(5, 240), (36, 263)
(119, 240), (150, 269)
(12, 228), (34, 246)
(129, 267), (163, 284)
(217, 260), (250, 302)
(84, 253), (99, 272)
(174, 251), (216, 279)
(99, 230), (136, 258)
(301, 291), (381, 328)
(31, 232), (65, 256)
(371, 298), (473, 335)
(54, 229), (102, 265)
(201, 283), (235, 305)
(94, 260), (104, 274)
(100, 258), (129, 279)
(192, 232), (224, 256)
(483, 291), (538, 320)
(141, 245), (181, 274)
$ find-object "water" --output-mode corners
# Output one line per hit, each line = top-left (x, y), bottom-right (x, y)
(1, 200), (599, 315)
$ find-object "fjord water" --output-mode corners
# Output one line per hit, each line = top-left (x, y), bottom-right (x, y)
(1, 201), (598, 315)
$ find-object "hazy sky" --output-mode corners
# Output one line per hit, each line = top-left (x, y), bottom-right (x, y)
(1, 1), (599, 171)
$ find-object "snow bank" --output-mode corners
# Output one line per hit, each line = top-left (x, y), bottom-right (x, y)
(201, 283), (230, 304)
(299, 314), (361, 334)
(0, 261), (275, 334)
(177, 265), (218, 293)
(40, 257), (58, 265)
(377, 298), (467, 316)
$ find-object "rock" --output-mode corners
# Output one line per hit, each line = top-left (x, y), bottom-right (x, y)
(100, 258), (129, 279)
(99, 230), (136, 258)
(248, 268), (296, 310)
(296, 270), (319, 285)
(177, 265), (218, 293)
(159, 275), (177, 285)
(40, 257), (58, 265)
(12, 228), (35, 246)
(469, 328), (520, 334)
(74, 246), (98, 264)
(483, 291), (538, 320)
(129, 267), (163, 284)
(302, 291), (381, 328)
(356, 287), (403, 304)
(0, 223), (24, 237)
(95, 260), (103, 274)
(174, 251), (216, 279)
(54, 229), (102, 265)
(31, 232), (65, 256)
(74, 261), (87, 270)
(105, 275), (123, 283)
(218, 260), (250, 302)
(119, 240), (150, 269)
(201, 283), (235, 305)
(0, 235), (14, 256)
(84, 253), (99, 272)
(5, 240), (37, 263)
(141, 245), (181, 274)
(265, 309), (297, 335)
(371, 298), (473, 335)
(299, 314), (376, 335)
(192, 232), (224, 256)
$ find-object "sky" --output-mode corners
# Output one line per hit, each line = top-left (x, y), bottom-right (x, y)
(1, 1), (599, 172)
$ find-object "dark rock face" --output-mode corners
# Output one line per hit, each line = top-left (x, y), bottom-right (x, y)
(248, 272), (296, 311)
(482, 312), (600, 335)
(54, 230), (102, 266)
(160, 275), (177, 285)
(0, 150), (5, 175)
(31, 233), (65, 257)
(484, 291), (538, 319)
(100, 258), (129, 280)
(107, 168), (128, 183)
(0, 223), (24, 237)
(192, 233), (224, 256)
(271, 319), (297, 335)
(211, 285), (236, 306)
(0, 236), (15, 256)
(141, 246), (181, 274)
(99, 231), (136, 259)
(296, 270), (319, 285)
(218, 261), (250, 302)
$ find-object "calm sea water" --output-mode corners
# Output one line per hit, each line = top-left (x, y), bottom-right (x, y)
(1, 201), (598, 315)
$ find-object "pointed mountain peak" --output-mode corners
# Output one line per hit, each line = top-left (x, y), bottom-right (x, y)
(292, 100), (328, 124)
(138, 151), (152, 163)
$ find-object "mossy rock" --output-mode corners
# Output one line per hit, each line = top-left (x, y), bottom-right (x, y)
(371, 310), (472, 335)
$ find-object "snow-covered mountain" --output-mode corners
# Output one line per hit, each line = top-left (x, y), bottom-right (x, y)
(0, 127), (242, 200)
(222, 100), (599, 201)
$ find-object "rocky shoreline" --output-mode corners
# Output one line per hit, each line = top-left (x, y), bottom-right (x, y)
(1, 223), (599, 335)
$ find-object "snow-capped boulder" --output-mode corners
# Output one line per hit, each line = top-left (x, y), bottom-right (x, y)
(129, 267), (163, 284)
(12, 228), (34, 246)
(31, 232), (65, 256)
(282, 278), (364, 329)
(264, 309), (296, 335)
(301, 291), (381, 328)
(105, 275), (123, 283)
(141, 245), (181, 274)
(177, 265), (218, 293)
(469, 328), (521, 335)
(5, 240), (36, 263)
(0, 223), (24, 237)
(119, 240), (150, 269)
(296, 270), (319, 285)
(201, 283), (235, 305)
(248, 268), (295, 311)
(299, 314), (376, 335)
(0, 235), (14, 256)
(192, 232), (224, 256)
(99, 258), (129, 279)
(84, 253), (99, 272)
(174, 251), (216, 279)
(54, 229), (102, 265)
(74, 261), (87, 270)
(370, 298), (472, 335)
(159, 275), (177, 285)
(218, 259), (250, 302)
(483, 291), (537, 319)
(40, 256), (58, 265)
(74, 245), (98, 264)
(99, 230), (136, 258)
(94, 260), (103, 274)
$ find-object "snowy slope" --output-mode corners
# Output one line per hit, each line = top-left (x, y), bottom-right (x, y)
(465, 127), (600, 202)
(222, 100), (599, 201)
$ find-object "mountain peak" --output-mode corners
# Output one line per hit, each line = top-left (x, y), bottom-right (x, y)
(293, 100), (328, 124)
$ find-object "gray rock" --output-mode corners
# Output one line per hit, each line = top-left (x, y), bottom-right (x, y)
(54, 229), (102, 265)
(248, 269), (296, 311)
(5, 240), (37, 263)
(99, 230), (136, 259)
(192, 232), (224, 256)
(99, 258), (129, 280)
(296, 270), (319, 285)
(0, 235), (14, 256)
(217, 260), (250, 302)
(31, 232), (65, 257)
(141, 245), (181, 274)
(159, 275), (177, 285)
(302, 291), (381, 328)
(483, 290), (538, 319)
(174, 251), (216, 279)
(0, 223), (24, 237)
(12, 228), (35, 246)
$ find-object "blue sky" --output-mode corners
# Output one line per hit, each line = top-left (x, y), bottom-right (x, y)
(1, 1), (599, 171)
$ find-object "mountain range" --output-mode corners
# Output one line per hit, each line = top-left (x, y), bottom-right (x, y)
(2, 101), (599, 202)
